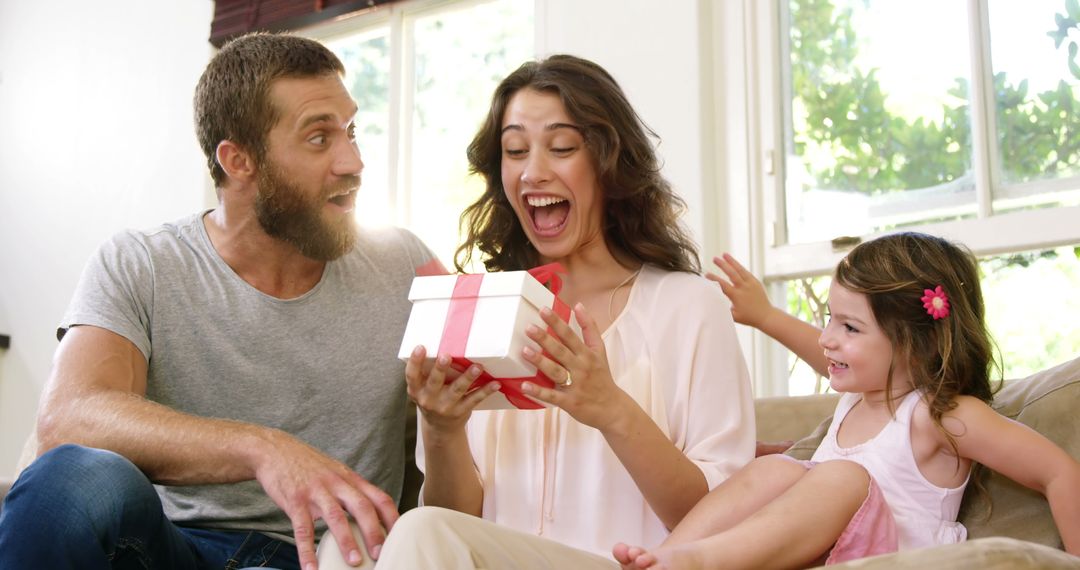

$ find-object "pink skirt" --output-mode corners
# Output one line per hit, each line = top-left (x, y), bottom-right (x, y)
(780, 456), (899, 564)
(825, 469), (898, 564)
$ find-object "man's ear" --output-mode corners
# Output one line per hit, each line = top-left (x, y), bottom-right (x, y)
(216, 140), (257, 183)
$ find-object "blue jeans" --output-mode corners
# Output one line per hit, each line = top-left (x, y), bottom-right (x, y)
(0, 445), (300, 569)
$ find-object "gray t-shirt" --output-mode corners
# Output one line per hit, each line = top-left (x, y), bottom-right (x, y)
(59, 210), (434, 539)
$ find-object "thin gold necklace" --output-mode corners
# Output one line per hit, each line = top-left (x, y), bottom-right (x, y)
(607, 267), (643, 321)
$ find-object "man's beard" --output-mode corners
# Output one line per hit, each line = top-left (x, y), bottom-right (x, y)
(254, 159), (359, 261)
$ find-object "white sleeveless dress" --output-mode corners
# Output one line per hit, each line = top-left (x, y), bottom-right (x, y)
(812, 390), (969, 550)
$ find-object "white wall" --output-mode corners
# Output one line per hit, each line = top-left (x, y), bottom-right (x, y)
(0, 0), (739, 473)
(0, 1), (216, 474)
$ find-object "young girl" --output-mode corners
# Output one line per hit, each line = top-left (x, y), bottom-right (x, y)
(614, 232), (1080, 569)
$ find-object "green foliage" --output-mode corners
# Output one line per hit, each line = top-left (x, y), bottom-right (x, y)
(998, 75), (1080, 182)
(789, 0), (966, 192)
(1048, 0), (1080, 79)
(790, 0), (1080, 192)
(981, 249), (1058, 271)
(784, 1), (1080, 392)
(339, 36), (390, 136)
(785, 275), (831, 392)
(980, 246), (1080, 379)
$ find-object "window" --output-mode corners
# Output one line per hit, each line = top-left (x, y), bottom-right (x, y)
(745, 0), (1080, 394)
(307, 0), (534, 269)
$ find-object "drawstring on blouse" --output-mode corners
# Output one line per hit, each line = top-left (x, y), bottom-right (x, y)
(537, 406), (561, 535)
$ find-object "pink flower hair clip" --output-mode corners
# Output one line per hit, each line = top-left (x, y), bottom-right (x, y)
(921, 285), (950, 320)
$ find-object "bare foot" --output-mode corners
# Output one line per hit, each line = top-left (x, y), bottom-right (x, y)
(612, 542), (706, 570)
(613, 542), (635, 565)
(613, 542), (657, 569)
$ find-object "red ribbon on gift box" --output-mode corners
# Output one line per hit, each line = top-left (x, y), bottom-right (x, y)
(436, 263), (570, 410)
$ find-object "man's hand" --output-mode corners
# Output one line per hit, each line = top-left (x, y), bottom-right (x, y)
(253, 431), (398, 570)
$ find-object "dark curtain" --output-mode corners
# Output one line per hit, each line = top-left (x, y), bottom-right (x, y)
(209, 0), (398, 47)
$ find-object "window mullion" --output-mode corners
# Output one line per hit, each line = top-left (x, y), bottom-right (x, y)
(758, 0), (793, 397)
(772, 0), (792, 250)
(391, 7), (412, 228)
(967, 0), (996, 219)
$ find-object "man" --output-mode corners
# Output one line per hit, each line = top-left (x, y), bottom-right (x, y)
(0, 33), (436, 570)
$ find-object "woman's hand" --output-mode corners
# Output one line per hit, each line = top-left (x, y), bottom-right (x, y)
(405, 346), (490, 515)
(519, 303), (633, 430)
(404, 346), (499, 433)
(706, 253), (775, 328)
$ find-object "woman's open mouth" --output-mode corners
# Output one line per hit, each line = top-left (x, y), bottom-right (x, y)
(525, 194), (569, 237)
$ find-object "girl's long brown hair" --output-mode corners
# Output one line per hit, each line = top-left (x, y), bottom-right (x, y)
(834, 232), (1000, 454)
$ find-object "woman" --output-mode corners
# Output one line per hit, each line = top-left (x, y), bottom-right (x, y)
(379, 54), (755, 568)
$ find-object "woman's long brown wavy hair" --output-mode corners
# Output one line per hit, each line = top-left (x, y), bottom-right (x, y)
(834, 232), (1001, 452)
(454, 54), (700, 274)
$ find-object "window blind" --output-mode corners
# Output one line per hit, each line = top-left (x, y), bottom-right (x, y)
(210, 0), (397, 47)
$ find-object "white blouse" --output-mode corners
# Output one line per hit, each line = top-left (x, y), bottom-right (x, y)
(812, 391), (969, 550)
(418, 264), (756, 556)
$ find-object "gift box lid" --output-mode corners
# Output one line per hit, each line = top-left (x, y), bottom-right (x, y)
(397, 269), (577, 410)
(405, 270), (556, 307)
(396, 270), (573, 371)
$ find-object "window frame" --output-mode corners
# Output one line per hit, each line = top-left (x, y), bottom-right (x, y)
(739, 0), (1080, 395)
(302, 0), (534, 236)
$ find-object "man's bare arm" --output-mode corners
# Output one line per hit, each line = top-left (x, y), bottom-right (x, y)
(35, 325), (398, 566)
(37, 325), (272, 483)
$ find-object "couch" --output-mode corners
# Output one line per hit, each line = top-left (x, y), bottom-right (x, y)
(756, 355), (1080, 569)
(4, 356), (1079, 568)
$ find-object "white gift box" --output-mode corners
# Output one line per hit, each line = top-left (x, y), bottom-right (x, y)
(397, 269), (580, 410)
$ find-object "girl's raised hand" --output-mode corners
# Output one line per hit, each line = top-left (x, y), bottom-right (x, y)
(519, 303), (633, 430)
(404, 346), (500, 433)
(706, 253), (774, 328)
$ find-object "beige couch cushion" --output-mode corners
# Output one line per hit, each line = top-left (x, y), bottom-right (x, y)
(756, 393), (840, 443)
(784, 411), (832, 461)
(784, 355), (1080, 550)
(822, 536), (1080, 569)
(961, 356), (1080, 548)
